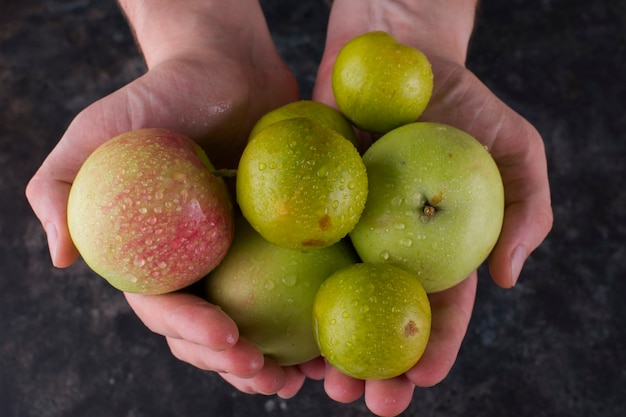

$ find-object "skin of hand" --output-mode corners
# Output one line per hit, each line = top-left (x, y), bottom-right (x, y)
(25, 0), (313, 399)
(308, 0), (553, 416)
(25, 0), (553, 415)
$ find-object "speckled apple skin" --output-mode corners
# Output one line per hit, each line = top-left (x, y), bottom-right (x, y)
(67, 128), (234, 294)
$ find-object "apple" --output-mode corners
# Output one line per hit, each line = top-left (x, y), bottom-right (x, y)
(67, 128), (235, 294)
(332, 31), (433, 134)
(236, 117), (368, 251)
(249, 100), (358, 146)
(313, 262), (431, 380)
(206, 217), (359, 366)
(350, 122), (504, 293)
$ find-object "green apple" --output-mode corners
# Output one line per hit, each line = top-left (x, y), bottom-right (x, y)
(249, 100), (358, 146)
(350, 122), (504, 293)
(206, 217), (359, 366)
(313, 262), (431, 380)
(332, 31), (433, 134)
(236, 117), (368, 251)
(67, 128), (234, 294)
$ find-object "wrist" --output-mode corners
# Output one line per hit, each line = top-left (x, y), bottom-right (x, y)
(326, 0), (478, 65)
(118, 0), (263, 68)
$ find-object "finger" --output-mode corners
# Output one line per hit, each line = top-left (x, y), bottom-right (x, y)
(406, 273), (477, 387)
(218, 357), (287, 395)
(364, 376), (415, 417)
(488, 121), (553, 288)
(25, 171), (79, 268)
(124, 292), (238, 351)
(298, 356), (326, 380)
(167, 336), (263, 377)
(25, 86), (142, 268)
(277, 366), (307, 399)
(323, 362), (364, 404)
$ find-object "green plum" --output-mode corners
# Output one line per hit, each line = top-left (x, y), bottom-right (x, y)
(236, 117), (368, 251)
(332, 31), (433, 134)
(249, 100), (358, 146)
(313, 262), (431, 380)
(206, 217), (359, 366)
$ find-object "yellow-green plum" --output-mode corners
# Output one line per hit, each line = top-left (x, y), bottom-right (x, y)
(67, 128), (234, 294)
(206, 217), (359, 366)
(313, 262), (431, 380)
(249, 100), (358, 146)
(332, 31), (433, 134)
(236, 117), (368, 251)
(350, 122), (504, 293)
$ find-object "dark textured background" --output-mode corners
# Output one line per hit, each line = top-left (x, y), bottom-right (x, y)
(1, 1), (625, 416)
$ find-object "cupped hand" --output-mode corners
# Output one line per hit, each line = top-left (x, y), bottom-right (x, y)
(310, 4), (552, 417)
(25, 9), (309, 397)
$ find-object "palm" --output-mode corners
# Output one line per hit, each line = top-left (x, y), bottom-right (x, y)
(311, 44), (550, 415)
(419, 58), (552, 288)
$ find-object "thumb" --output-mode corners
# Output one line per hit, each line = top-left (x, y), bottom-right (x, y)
(26, 161), (80, 268)
(25, 79), (145, 268)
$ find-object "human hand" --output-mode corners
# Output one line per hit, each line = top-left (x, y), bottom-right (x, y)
(25, 0), (308, 398)
(310, 0), (553, 415)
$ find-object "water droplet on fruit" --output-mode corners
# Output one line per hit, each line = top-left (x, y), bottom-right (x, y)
(269, 162), (277, 169)
(332, 200), (340, 209)
(330, 319), (337, 325)
(391, 196), (404, 207)
(317, 165), (330, 177)
(158, 262), (167, 269)
(129, 276), (138, 284)
(281, 274), (297, 287)
(264, 280), (275, 290)
(380, 250), (390, 260)
(394, 223), (406, 230)
(133, 256), (146, 268)
(258, 162), (267, 170)
(155, 190), (164, 200)
(347, 182), (355, 190)
(400, 238), (413, 247)
(342, 311), (351, 318)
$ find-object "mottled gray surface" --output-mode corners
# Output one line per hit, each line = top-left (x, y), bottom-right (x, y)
(1, 0), (625, 416)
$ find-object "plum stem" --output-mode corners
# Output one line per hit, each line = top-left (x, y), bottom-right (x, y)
(212, 168), (238, 178)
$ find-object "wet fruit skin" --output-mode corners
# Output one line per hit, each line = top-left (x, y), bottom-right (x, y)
(206, 217), (359, 366)
(236, 117), (368, 251)
(313, 263), (431, 380)
(67, 128), (234, 294)
(350, 122), (505, 293)
(248, 100), (358, 146)
(332, 31), (434, 134)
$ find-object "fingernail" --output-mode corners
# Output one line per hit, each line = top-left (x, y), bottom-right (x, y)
(45, 223), (59, 267)
(510, 246), (527, 287)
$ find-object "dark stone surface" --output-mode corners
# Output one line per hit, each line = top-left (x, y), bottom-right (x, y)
(1, 0), (625, 416)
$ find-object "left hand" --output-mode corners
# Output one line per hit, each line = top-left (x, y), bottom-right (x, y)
(308, 0), (553, 415)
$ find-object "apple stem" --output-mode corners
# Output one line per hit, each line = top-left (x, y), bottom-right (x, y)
(212, 168), (238, 178)
(420, 205), (436, 224)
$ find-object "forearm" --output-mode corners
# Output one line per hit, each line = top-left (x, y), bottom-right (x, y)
(117, 0), (264, 68)
(327, 0), (479, 64)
